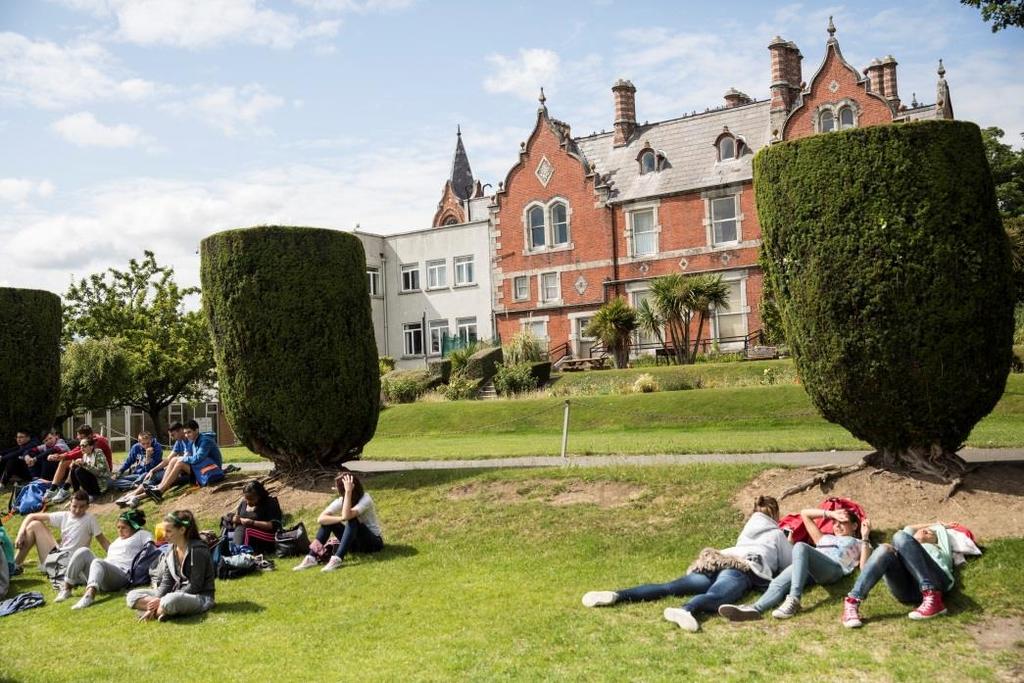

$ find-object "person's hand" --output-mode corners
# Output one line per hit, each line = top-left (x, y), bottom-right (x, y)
(70, 460), (80, 469)
(25, 456), (36, 467)
(14, 535), (24, 550)
(341, 473), (355, 492)
(47, 453), (61, 462)
(142, 472), (152, 482)
(861, 518), (872, 538)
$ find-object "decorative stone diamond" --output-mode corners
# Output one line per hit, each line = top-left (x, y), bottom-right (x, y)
(638, 262), (650, 274)
(828, 79), (840, 93)
(574, 275), (588, 295)
(535, 157), (554, 186)
(678, 257), (689, 271)
(720, 251), (733, 265)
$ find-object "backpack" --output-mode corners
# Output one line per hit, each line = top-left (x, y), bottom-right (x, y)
(128, 541), (163, 587)
(12, 481), (49, 515)
(0, 524), (14, 574)
(778, 497), (868, 545)
(216, 553), (260, 580)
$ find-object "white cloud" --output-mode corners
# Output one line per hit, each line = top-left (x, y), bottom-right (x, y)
(51, 111), (151, 148)
(0, 178), (55, 205)
(483, 49), (562, 102)
(165, 84), (285, 136)
(0, 32), (162, 109)
(294, 0), (417, 12)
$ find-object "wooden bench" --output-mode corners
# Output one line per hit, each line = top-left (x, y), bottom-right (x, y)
(745, 345), (779, 360)
(558, 357), (609, 372)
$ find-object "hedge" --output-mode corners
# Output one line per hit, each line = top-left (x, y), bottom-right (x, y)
(465, 346), (503, 381)
(381, 369), (441, 404)
(427, 358), (452, 384)
(0, 288), (61, 448)
(201, 226), (379, 471)
(529, 361), (552, 385)
(754, 120), (1014, 455)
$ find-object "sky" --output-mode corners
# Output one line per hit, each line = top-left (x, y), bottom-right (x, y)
(2, 0), (1022, 298)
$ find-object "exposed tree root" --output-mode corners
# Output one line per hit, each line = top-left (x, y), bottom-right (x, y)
(780, 461), (871, 498)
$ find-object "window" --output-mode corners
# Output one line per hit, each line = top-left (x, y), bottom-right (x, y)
(540, 272), (560, 303)
(524, 320), (547, 339)
(456, 317), (478, 344)
(403, 322), (423, 356)
(711, 196), (738, 245)
(528, 206), (546, 249)
(513, 276), (529, 301)
(428, 320), (448, 356)
(719, 137), (735, 161)
(454, 255), (475, 286)
(367, 267), (380, 296)
(714, 280), (746, 342)
(819, 110), (835, 133)
(400, 264), (420, 292)
(839, 106), (855, 130)
(426, 259), (447, 289)
(551, 202), (568, 245)
(631, 209), (657, 256)
(640, 150), (657, 174)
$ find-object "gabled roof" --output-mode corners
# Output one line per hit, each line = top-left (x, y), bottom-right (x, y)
(574, 100), (771, 203)
(449, 126), (475, 201)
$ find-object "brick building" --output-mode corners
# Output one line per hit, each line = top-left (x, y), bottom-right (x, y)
(488, 20), (953, 359)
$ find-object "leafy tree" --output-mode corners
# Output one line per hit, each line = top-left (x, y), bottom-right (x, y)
(584, 298), (637, 369)
(980, 127), (1024, 217)
(64, 252), (215, 441)
(961, 0), (1024, 31)
(58, 338), (133, 428)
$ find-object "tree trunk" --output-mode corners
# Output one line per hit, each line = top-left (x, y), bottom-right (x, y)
(690, 313), (707, 364)
(864, 444), (969, 482)
(148, 405), (168, 445)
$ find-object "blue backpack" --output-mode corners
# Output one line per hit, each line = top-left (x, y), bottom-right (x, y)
(12, 481), (49, 515)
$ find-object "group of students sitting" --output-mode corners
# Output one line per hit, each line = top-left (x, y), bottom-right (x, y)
(2, 464), (385, 620)
(582, 495), (977, 631)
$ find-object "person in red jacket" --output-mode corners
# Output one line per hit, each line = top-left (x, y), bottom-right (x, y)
(42, 425), (113, 505)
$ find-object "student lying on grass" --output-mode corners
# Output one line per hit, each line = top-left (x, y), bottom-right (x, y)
(719, 507), (870, 622)
(58, 509), (152, 609)
(294, 470), (384, 573)
(128, 510), (215, 621)
(840, 521), (962, 628)
(582, 496), (792, 633)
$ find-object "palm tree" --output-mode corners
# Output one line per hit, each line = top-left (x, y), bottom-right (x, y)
(635, 297), (665, 354)
(584, 298), (637, 369)
(648, 273), (693, 364)
(687, 274), (731, 362)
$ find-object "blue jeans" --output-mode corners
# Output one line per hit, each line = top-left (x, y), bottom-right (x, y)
(615, 568), (753, 614)
(754, 542), (845, 611)
(316, 518), (383, 560)
(849, 531), (952, 602)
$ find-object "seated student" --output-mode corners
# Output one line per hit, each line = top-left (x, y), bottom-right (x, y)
(143, 420), (223, 503)
(12, 490), (109, 573)
(20, 429), (68, 483)
(841, 521), (958, 628)
(0, 430), (40, 487)
(225, 480), (283, 555)
(42, 425), (113, 504)
(112, 432), (163, 491)
(59, 509), (153, 608)
(581, 496), (792, 633)
(720, 508), (870, 621)
(67, 436), (112, 499)
(127, 510), (215, 620)
(117, 422), (190, 507)
(294, 470), (383, 573)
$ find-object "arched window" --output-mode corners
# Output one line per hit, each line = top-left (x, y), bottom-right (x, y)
(550, 202), (568, 245)
(640, 150), (657, 174)
(819, 110), (835, 133)
(838, 106), (855, 130)
(443, 216), (459, 226)
(528, 206), (546, 248)
(719, 137), (735, 161)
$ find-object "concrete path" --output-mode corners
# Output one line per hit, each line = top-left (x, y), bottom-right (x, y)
(235, 447), (1023, 474)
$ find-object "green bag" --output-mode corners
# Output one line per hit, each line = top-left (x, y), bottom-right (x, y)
(0, 524), (14, 567)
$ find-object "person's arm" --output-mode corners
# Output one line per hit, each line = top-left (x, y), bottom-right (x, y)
(96, 533), (110, 553)
(183, 546), (214, 595)
(798, 508), (832, 545)
(155, 554), (174, 598)
(858, 518), (873, 570)
(117, 447), (138, 476)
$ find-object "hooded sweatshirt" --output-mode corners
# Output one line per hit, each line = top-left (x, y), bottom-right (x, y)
(720, 512), (793, 581)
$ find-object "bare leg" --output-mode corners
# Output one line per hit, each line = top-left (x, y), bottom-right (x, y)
(157, 460), (191, 493)
(50, 459), (71, 486)
(14, 520), (57, 566)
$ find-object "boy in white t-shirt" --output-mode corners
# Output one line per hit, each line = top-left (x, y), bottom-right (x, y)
(13, 491), (109, 572)
(294, 470), (383, 573)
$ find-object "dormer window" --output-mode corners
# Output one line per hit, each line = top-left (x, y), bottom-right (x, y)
(640, 150), (657, 174)
(817, 102), (859, 134)
(719, 137), (736, 161)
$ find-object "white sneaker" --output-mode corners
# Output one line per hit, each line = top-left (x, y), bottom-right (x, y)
(71, 594), (94, 610)
(321, 556), (343, 572)
(663, 607), (700, 632)
(292, 555), (318, 571)
(581, 591), (618, 608)
(41, 488), (58, 503)
(772, 596), (802, 619)
(55, 587), (72, 603)
(718, 604), (762, 622)
(50, 487), (71, 504)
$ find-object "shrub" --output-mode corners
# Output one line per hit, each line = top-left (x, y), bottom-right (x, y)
(378, 356), (396, 376)
(492, 363), (538, 396)
(465, 345), (504, 381)
(0, 288), (61, 446)
(447, 341), (482, 375)
(381, 369), (438, 404)
(201, 226), (379, 472)
(632, 373), (659, 393)
(503, 330), (544, 365)
(528, 361), (552, 385)
(754, 121), (1014, 475)
(427, 358), (452, 384)
(443, 374), (480, 401)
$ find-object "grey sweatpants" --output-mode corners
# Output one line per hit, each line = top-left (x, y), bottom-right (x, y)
(125, 588), (215, 617)
(65, 548), (131, 592)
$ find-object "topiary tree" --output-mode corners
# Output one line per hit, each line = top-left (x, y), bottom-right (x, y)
(0, 288), (61, 449)
(755, 120), (1014, 489)
(201, 226), (380, 473)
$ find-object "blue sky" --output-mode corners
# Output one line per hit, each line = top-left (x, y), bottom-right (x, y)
(2, 0), (1022, 296)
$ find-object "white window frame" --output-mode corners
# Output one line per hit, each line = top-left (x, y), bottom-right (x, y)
(521, 316), (549, 341)
(400, 263), (420, 292)
(838, 106), (855, 130)
(456, 317), (478, 344)
(513, 275), (529, 301)
(453, 255), (475, 286)
(711, 274), (749, 350)
(630, 208), (658, 257)
(427, 319), (448, 356)
(639, 150), (657, 174)
(718, 136), (736, 161)
(426, 259), (447, 290)
(527, 204), (546, 250)
(710, 195), (739, 246)
(539, 271), (560, 304)
(367, 267), (380, 296)
(624, 200), (661, 258)
(403, 322), (424, 357)
(523, 198), (572, 253)
(550, 201), (569, 246)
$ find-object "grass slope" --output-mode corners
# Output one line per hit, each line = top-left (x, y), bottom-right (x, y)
(4, 465), (1020, 682)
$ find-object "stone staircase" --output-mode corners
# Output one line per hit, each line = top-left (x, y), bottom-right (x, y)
(478, 379), (498, 400)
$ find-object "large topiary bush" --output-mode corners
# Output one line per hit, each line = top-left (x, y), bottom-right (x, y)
(201, 226), (380, 472)
(755, 120), (1014, 481)
(0, 288), (61, 448)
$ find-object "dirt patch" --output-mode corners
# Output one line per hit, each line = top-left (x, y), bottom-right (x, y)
(447, 479), (647, 509)
(967, 615), (1024, 652)
(735, 464), (1024, 539)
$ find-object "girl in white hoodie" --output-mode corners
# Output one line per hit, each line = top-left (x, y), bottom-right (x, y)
(582, 496), (792, 632)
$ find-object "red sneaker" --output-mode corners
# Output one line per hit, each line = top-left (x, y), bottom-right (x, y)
(842, 597), (863, 628)
(909, 590), (947, 620)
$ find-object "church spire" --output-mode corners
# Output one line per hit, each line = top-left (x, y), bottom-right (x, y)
(449, 126), (475, 201)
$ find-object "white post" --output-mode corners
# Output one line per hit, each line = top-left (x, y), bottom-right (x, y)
(560, 399), (570, 463)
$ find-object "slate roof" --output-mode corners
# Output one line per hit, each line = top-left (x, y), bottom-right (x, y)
(575, 100), (772, 203)
(449, 127), (476, 201)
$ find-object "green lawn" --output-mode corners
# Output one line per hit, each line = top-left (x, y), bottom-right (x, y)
(548, 358), (800, 394)
(4, 465), (1021, 681)
(219, 374), (1024, 462)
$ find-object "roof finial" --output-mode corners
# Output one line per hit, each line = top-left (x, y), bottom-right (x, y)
(937, 58), (945, 78)
(827, 15), (836, 38)
(539, 87), (546, 105)
(457, 124), (462, 137)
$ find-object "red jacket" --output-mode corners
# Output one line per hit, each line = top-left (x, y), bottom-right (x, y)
(779, 497), (868, 545)
(62, 435), (114, 471)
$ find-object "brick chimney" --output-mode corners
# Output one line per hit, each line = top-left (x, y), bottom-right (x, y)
(784, 40), (803, 99)
(864, 58), (885, 96)
(881, 55), (900, 109)
(612, 79), (637, 146)
(769, 37), (802, 140)
(723, 88), (752, 108)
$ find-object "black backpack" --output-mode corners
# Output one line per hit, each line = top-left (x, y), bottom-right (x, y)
(128, 541), (163, 587)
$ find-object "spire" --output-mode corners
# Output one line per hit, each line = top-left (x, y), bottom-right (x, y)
(538, 87), (547, 114)
(937, 58), (945, 78)
(448, 126), (475, 201)
(827, 15), (836, 38)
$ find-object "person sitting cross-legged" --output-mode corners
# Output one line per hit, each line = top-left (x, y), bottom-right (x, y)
(224, 480), (283, 556)
(60, 509), (153, 608)
(294, 470), (383, 572)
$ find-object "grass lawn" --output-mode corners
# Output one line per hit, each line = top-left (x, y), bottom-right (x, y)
(4, 465), (1021, 681)
(548, 358), (800, 394)
(217, 375), (1024, 462)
